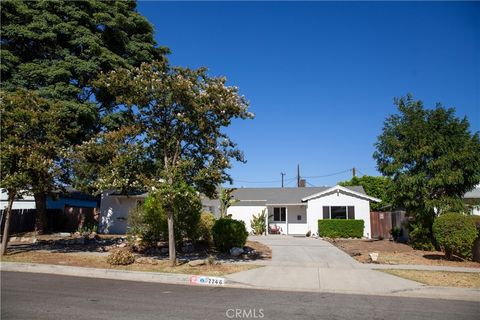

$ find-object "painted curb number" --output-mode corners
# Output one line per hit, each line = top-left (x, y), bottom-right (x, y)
(189, 275), (225, 286)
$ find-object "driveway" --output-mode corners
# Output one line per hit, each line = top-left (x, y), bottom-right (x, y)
(226, 235), (424, 294)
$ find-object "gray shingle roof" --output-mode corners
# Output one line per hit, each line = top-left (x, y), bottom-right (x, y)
(231, 186), (366, 205)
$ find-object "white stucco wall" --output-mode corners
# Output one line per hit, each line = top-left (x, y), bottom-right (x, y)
(306, 190), (372, 238)
(99, 193), (141, 234)
(0, 190), (36, 210)
(227, 205), (266, 233)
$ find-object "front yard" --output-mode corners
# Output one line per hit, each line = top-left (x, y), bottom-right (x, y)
(2, 233), (270, 276)
(329, 239), (480, 268)
(2, 250), (259, 276)
(380, 269), (480, 289)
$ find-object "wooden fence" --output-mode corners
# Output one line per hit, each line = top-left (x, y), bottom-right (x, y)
(370, 210), (408, 240)
(0, 206), (99, 235)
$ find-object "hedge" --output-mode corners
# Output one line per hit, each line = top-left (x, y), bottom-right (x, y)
(318, 219), (364, 238)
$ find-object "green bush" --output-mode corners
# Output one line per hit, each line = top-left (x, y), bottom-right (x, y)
(433, 212), (478, 260)
(107, 248), (135, 265)
(250, 209), (267, 235)
(197, 212), (216, 243)
(408, 223), (434, 251)
(212, 218), (248, 252)
(317, 219), (364, 238)
(128, 182), (202, 246)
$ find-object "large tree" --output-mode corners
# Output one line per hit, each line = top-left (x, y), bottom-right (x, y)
(338, 175), (392, 211)
(373, 95), (480, 238)
(1, 0), (167, 232)
(78, 61), (252, 265)
(0, 89), (83, 253)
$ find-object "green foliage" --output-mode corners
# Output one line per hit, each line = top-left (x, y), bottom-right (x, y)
(1, 0), (168, 231)
(197, 212), (216, 243)
(90, 61), (252, 197)
(107, 248), (135, 265)
(250, 209), (267, 236)
(212, 218), (248, 252)
(339, 175), (392, 211)
(374, 94), (480, 234)
(219, 188), (238, 218)
(390, 226), (402, 242)
(433, 213), (478, 260)
(128, 182), (202, 246)
(318, 220), (364, 238)
(408, 223), (435, 251)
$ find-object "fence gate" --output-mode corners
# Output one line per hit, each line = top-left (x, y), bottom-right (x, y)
(370, 211), (392, 239)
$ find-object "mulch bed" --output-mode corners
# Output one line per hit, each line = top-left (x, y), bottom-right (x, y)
(328, 238), (480, 268)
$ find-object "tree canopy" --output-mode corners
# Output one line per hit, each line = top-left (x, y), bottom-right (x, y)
(338, 175), (392, 211)
(1, 0), (168, 231)
(373, 95), (480, 232)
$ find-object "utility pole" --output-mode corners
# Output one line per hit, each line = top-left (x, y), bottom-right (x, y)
(297, 164), (300, 187)
(280, 172), (286, 188)
(352, 167), (356, 178)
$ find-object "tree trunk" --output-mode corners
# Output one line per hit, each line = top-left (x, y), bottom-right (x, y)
(34, 192), (48, 234)
(167, 206), (176, 267)
(1, 191), (15, 255)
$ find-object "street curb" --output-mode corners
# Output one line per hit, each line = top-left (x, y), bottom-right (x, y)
(2, 262), (479, 302)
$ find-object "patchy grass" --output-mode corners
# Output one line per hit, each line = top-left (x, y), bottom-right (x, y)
(330, 239), (480, 268)
(1, 251), (260, 276)
(380, 269), (480, 289)
(245, 240), (272, 260)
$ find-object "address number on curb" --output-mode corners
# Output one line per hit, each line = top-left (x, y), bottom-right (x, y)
(189, 275), (225, 286)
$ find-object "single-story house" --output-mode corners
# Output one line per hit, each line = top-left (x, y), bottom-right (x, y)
(227, 185), (380, 238)
(99, 185), (380, 238)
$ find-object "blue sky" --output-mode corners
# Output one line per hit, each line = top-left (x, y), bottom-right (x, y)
(137, 1), (480, 188)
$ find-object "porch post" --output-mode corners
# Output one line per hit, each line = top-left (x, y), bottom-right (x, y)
(265, 207), (268, 236)
(286, 207), (289, 235)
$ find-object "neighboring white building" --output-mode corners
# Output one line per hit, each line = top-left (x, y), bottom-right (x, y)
(464, 186), (480, 216)
(228, 185), (380, 238)
(0, 190), (35, 210)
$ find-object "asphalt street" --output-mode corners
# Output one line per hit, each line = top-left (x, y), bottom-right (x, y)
(1, 271), (479, 320)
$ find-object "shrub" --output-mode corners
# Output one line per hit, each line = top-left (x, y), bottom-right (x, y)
(212, 218), (248, 252)
(107, 248), (135, 265)
(250, 209), (267, 235)
(197, 212), (216, 243)
(408, 223), (434, 251)
(317, 220), (364, 238)
(128, 182), (202, 247)
(433, 212), (478, 260)
(390, 226), (402, 242)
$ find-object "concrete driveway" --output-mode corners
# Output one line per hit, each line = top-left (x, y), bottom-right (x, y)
(226, 235), (423, 295)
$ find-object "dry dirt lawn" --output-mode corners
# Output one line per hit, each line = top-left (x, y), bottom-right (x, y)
(381, 269), (480, 288)
(330, 239), (480, 268)
(2, 251), (259, 276)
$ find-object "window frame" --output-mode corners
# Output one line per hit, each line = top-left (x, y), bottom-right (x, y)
(273, 207), (286, 222)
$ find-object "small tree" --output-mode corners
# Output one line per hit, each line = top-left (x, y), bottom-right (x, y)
(219, 187), (238, 218)
(374, 95), (480, 243)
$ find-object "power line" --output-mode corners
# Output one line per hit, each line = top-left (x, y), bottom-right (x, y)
(302, 169), (351, 179)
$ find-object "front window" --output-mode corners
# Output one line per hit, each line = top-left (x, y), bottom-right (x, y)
(273, 207), (286, 222)
(330, 206), (347, 219)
